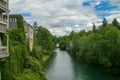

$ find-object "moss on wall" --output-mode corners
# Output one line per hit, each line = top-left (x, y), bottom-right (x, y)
(1, 27), (47, 80)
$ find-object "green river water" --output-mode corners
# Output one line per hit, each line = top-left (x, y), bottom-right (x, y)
(45, 48), (120, 80)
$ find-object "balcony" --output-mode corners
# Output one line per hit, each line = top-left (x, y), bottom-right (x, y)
(0, 46), (8, 58)
(0, 0), (8, 12)
(0, 23), (6, 33)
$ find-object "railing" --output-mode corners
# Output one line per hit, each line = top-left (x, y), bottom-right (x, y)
(0, 46), (8, 58)
(0, 0), (8, 11)
(0, 24), (6, 33)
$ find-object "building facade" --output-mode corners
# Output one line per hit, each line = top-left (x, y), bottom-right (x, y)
(24, 21), (34, 52)
(4, 14), (34, 52)
(4, 14), (22, 29)
(0, 0), (9, 59)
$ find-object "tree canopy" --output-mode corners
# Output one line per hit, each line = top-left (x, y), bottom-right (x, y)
(58, 18), (120, 75)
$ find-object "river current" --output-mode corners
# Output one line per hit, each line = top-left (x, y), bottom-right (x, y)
(45, 48), (119, 80)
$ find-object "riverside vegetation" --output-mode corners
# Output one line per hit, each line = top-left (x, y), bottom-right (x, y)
(58, 18), (120, 76)
(1, 16), (120, 80)
(1, 16), (56, 80)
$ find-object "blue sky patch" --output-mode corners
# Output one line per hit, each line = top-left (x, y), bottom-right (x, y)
(83, 2), (91, 6)
(22, 13), (31, 17)
(97, 13), (111, 18)
(95, 1), (118, 11)
(82, 1), (95, 6)
(95, 1), (118, 18)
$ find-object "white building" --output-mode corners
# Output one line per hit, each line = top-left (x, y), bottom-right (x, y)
(0, 0), (9, 59)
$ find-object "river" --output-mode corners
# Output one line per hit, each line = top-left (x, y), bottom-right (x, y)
(45, 48), (119, 80)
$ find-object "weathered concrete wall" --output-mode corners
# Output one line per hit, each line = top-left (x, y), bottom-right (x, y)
(9, 22), (17, 29)
(0, 36), (2, 47)
(29, 39), (33, 52)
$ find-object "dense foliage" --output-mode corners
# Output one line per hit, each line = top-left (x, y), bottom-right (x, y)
(59, 18), (120, 75)
(17, 16), (24, 31)
(1, 19), (48, 80)
(35, 27), (56, 52)
(33, 26), (56, 62)
(57, 36), (70, 50)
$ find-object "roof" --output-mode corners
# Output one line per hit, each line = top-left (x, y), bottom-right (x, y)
(3, 14), (23, 18)
(24, 20), (33, 29)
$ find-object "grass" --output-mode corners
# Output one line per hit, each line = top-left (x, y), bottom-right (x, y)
(42, 55), (50, 63)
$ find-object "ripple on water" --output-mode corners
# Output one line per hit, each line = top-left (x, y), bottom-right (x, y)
(45, 48), (120, 80)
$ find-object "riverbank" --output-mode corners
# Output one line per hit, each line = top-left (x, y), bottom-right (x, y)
(42, 55), (50, 63)
(42, 49), (56, 63)
(0, 28), (47, 80)
(0, 24), (56, 80)
(45, 48), (120, 80)
(58, 24), (120, 76)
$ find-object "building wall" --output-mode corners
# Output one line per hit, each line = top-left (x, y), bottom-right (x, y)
(29, 26), (34, 39)
(28, 25), (34, 52)
(29, 38), (33, 52)
(24, 21), (34, 52)
(3, 14), (21, 29)
(0, 36), (1, 46)
(0, 33), (3, 47)
(0, 0), (9, 59)
(9, 21), (17, 29)
(4, 14), (34, 52)
(9, 17), (17, 29)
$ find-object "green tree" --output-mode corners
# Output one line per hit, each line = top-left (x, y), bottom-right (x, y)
(56, 18), (120, 75)
(35, 26), (56, 52)
(17, 16), (24, 30)
(92, 24), (96, 32)
(102, 18), (108, 27)
(33, 22), (38, 31)
(112, 18), (120, 29)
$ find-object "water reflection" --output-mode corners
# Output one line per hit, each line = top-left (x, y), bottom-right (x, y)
(72, 59), (113, 80)
(45, 48), (74, 80)
(45, 48), (119, 80)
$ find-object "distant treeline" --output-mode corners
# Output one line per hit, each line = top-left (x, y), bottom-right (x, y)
(58, 18), (120, 75)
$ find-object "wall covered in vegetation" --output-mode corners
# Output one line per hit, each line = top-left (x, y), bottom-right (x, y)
(1, 28), (47, 80)
(0, 18), (51, 80)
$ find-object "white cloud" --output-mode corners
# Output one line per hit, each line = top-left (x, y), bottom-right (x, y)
(106, 13), (120, 23)
(9, 0), (120, 36)
(110, 0), (120, 7)
(49, 27), (72, 37)
(96, 1), (101, 6)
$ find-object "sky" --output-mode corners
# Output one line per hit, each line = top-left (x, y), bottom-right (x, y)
(9, 0), (120, 36)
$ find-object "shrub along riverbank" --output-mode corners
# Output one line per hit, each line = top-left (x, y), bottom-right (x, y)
(32, 26), (56, 63)
(58, 18), (120, 75)
(1, 20), (56, 80)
